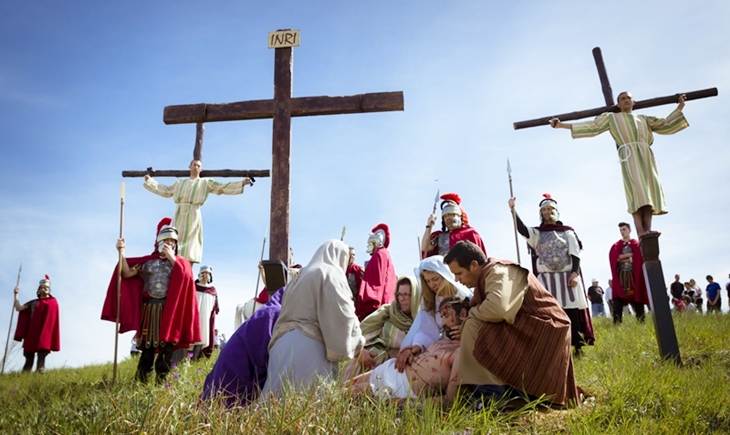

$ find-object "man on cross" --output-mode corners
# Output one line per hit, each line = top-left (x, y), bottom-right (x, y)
(549, 92), (688, 237)
(144, 159), (251, 263)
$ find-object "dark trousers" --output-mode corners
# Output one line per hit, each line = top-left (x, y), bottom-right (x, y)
(612, 299), (646, 324)
(564, 309), (584, 350)
(22, 351), (49, 373)
(136, 343), (175, 383)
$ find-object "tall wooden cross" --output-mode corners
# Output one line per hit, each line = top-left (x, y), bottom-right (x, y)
(161, 30), (404, 264)
(512, 47), (719, 365)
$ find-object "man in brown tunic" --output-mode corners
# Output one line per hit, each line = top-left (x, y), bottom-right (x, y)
(443, 241), (580, 408)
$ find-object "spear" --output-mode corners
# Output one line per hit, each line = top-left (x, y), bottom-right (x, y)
(432, 189), (441, 214)
(2, 263), (22, 374)
(417, 229), (422, 262)
(340, 226), (346, 242)
(507, 160), (522, 264)
(112, 182), (125, 384)
(253, 227), (268, 300)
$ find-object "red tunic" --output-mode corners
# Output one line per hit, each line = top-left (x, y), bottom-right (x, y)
(609, 239), (649, 305)
(356, 247), (396, 321)
(14, 296), (61, 353)
(101, 253), (201, 349)
(423, 225), (487, 259)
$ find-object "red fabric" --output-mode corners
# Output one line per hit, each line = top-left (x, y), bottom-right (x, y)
(101, 253), (201, 349)
(346, 264), (363, 289)
(609, 239), (649, 305)
(424, 225), (487, 259)
(14, 296), (61, 353)
(255, 288), (269, 304)
(356, 247), (397, 320)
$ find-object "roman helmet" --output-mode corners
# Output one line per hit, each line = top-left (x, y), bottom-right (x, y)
(199, 265), (213, 283)
(440, 193), (464, 231)
(539, 193), (560, 223)
(366, 223), (390, 255)
(37, 274), (51, 297)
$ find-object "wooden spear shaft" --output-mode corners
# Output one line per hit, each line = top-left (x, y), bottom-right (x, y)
(2, 263), (22, 374)
(507, 160), (521, 264)
(113, 182), (125, 384)
(253, 228), (267, 300)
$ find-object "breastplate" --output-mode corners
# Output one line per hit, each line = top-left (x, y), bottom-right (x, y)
(536, 231), (571, 271)
(619, 244), (634, 271)
(437, 232), (451, 256)
(141, 259), (173, 299)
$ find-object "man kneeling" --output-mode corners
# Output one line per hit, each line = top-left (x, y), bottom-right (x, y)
(349, 296), (469, 406)
(444, 241), (580, 408)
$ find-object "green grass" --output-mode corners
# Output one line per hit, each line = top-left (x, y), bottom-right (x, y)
(0, 313), (729, 434)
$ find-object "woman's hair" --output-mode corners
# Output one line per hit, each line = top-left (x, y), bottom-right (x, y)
(420, 270), (457, 313)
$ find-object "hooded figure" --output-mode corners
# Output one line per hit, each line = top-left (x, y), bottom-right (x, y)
(261, 240), (364, 398)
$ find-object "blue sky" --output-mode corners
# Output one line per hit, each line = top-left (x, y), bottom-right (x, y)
(0, 1), (728, 370)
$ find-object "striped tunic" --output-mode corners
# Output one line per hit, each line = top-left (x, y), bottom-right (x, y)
(144, 177), (244, 263)
(571, 109), (688, 214)
(464, 259), (579, 407)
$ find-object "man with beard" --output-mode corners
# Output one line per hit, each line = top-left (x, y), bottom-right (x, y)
(349, 295), (469, 407)
(509, 194), (593, 357)
(13, 276), (61, 373)
(346, 247), (363, 304)
(356, 224), (397, 321)
(609, 222), (649, 323)
(422, 193), (486, 259)
(102, 218), (200, 383)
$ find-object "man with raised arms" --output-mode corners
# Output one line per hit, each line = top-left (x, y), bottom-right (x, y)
(144, 159), (251, 263)
(550, 92), (688, 237)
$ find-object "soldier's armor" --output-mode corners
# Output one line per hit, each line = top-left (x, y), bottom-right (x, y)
(536, 231), (571, 271)
(141, 259), (174, 299)
(437, 232), (451, 256)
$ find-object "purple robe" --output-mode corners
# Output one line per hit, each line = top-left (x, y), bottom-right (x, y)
(201, 287), (286, 407)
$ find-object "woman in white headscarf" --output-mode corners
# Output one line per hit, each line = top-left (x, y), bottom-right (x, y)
(261, 240), (364, 397)
(395, 255), (472, 371)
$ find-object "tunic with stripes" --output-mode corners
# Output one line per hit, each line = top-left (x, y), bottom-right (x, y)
(462, 259), (579, 407)
(525, 227), (588, 310)
(571, 108), (688, 215)
(144, 177), (245, 263)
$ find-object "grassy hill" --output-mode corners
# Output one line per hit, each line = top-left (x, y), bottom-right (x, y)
(0, 313), (728, 434)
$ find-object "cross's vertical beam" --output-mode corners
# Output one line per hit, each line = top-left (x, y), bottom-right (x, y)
(193, 122), (204, 161)
(640, 234), (681, 365)
(270, 46), (293, 263)
(592, 47), (614, 107)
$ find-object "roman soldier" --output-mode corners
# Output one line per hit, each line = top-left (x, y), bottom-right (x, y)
(192, 265), (219, 359)
(102, 218), (200, 383)
(356, 224), (397, 321)
(421, 193), (487, 259)
(14, 275), (61, 373)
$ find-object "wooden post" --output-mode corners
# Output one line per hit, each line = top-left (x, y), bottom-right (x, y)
(270, 46), (293, 263)
(592, 47), (614, 107)
(640, 233), (681, 365)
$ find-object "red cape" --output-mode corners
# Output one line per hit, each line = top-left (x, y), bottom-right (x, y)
(609, 239), (649, 305)
(356, 247), (397, 320)
(424, 225), (487, 259)
(14, 296), (61, 353)
(101, 253), (201, 349)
